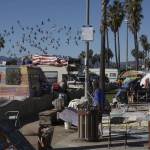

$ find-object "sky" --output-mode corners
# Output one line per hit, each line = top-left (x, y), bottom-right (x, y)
(0, 0), (149, 62)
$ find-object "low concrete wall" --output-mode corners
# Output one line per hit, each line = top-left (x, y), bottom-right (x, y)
(0, 94), (53, 117)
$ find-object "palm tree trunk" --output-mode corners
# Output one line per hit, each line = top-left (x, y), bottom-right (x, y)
(134, 31), (139, 71)
(146, 51), (149, 70)
(106, 28), (110, 68)
(100, 0), (107, 92)
(117, 30), (120, 69)
(114, 32), (118, 69)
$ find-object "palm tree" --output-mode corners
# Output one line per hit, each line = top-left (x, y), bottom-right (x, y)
(78, 49), (94, 68)
(138, 50), (144, 69)
(108, 49), (114, 67)
(78, 51), (85, 58)
(0, 35), (5, 51)
(100, 0), (107, 92)
(107, 0), (124, 69)
(139, 35), (150, 56)
(125, 0), (143, 71)
(139, 34), (150, 69)
(105, 48), (109, 65)
(105, 48), (114, 67)
(131, 48), (136, 58)
(141, 50), (146, 68)
(91, 54), (100, 68)
(96, 53), (100, 63)
(116, 2), (125, 69)
(88, 49), (94, 60)
(78, 49), (93, 59)
(105, 27), (109, 68)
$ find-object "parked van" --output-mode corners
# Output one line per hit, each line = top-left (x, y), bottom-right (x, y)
(38, 64), (81, 90)
(0, 65), (52, 116)
(89, 68), (118, 83)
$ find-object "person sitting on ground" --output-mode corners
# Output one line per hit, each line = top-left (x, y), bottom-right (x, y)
(127, 83), (135, 103)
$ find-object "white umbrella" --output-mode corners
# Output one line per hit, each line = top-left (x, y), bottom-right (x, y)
(140, 73), (150, 87)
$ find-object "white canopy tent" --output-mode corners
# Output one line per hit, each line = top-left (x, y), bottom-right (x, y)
(140, 73), (150, 87)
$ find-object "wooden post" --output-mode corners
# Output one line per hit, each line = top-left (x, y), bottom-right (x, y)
(148, 121), (150, 149)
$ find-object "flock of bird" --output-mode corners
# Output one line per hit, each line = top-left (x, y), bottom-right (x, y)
(0, 18), (82, 58)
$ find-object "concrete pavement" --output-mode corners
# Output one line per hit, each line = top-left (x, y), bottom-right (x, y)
(20, 116), (150, 150)
(19, 103), (150, 150)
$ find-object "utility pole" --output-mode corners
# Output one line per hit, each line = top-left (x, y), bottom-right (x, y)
(84, 0), (90, 98)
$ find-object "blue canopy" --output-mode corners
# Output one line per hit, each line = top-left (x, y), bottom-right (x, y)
(121, 77), (140, 89)
(116, 77), (141, 97)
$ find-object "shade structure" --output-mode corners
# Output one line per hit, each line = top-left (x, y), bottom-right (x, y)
(118, 70), (144, 79)
(59, 107), (78, 126)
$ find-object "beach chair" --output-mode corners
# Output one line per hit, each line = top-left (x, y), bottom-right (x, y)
(5, 111), (21, 129)
(108, 116), (128, 148)
(136, 89), (148, 102)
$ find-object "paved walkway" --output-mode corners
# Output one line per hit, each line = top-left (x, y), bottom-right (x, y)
(19, 103), (150, 150)
(21, 118), (150, 150)
(53, 132), (149, 150)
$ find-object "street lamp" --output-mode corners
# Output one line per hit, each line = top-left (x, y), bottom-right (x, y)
(125, 18), (129, 71)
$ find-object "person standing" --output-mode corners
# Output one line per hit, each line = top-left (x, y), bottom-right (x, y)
(93, 82), (105, 114)
(128, 83), (135, 103)
(93, 82), (105, 138)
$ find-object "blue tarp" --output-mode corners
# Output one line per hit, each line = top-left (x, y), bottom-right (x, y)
(116, 89), (121, 97)
(121, 78), (140, 89)
(116, 78), (141, 97)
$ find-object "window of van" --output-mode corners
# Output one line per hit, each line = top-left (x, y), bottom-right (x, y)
(44, 71), (58, 83)
(110, 73), (116, 77)
(30, 74), (40, 89)
(6, 68), (21, 85)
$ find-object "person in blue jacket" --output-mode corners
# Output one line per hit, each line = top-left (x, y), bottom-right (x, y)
(93, 81), (105, 137)
(93, 82), (105, 114)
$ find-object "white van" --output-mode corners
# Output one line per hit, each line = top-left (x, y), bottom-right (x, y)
(89, 68), (118, 83)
